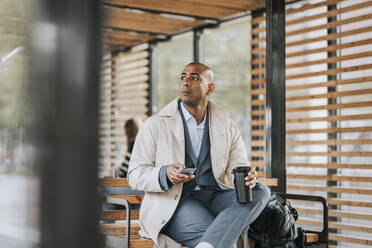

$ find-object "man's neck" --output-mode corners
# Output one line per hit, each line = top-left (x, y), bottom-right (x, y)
(183, 101), (208, 125)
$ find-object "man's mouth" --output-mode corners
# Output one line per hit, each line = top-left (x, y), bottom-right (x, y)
(181, 90), (191, 95)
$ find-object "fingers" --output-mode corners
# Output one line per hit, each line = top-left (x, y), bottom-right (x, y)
(166, 163), (194, 185)
(245, 167), (257, 189)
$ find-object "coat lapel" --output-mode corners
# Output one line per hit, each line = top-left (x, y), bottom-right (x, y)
(158, 98), (185, 145)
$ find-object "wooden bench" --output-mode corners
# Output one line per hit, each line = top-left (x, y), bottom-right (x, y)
(98, 178), (327, 248)
(98, 178), (153, 248)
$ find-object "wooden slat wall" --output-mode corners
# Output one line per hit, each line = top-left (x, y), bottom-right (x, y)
(98, 45), (150, 177)
(251, 0), (372, 246)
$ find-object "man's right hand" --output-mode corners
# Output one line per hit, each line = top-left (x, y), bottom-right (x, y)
(166, 163), (195, 185)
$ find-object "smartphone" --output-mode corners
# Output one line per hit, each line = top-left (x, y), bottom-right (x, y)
(179, 168), (196, 176)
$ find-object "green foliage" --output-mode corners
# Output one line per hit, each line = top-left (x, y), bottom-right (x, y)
(0, 0), (29, 133)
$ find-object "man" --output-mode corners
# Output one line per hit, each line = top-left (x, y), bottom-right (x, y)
(128, 62), (270, 248)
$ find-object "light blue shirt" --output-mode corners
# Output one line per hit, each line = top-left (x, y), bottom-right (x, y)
(180, 102), (207, 158)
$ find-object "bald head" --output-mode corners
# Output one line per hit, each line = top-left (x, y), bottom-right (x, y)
(184, 62), (214, 84)
(179, 62), (215, 108)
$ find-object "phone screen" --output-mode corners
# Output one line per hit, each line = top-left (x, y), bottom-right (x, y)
(179, 168), (196, 175)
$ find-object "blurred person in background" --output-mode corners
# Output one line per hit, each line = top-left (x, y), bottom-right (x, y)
(115, 117), (141, 178)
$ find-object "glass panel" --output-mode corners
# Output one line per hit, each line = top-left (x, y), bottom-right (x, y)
(156, 32), (193, 112)
(204, 17), (252, 151)
(0, 0), (39, 246)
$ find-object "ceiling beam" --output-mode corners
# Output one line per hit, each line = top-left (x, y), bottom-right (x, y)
(102, 0), (252, 19)
(103, 7), (206, 35)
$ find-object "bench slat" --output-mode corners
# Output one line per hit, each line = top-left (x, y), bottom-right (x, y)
(99, 178), (129, 187)
(306, 233), (319, 243)
(105, 194), (144, 204)
(100, 209), (139, 220)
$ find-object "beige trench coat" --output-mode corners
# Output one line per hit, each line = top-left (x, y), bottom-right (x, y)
(128, 98), (249, 247)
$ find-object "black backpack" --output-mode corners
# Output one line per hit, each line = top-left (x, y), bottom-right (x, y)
(248, 193), (306, 248)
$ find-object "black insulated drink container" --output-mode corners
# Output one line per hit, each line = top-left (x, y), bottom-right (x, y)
(233, 166), (252, 203)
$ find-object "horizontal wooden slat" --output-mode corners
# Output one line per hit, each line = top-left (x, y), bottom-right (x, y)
(286, 76), (372, 91)
(100, 222), (141, 236)
(327, 198), (372, 207)
(329, 233), (372, 245)
(329, 221), (372, 233)
(286, 126), (372, 134)
(287, 101), (372, 112)
(329, 210), (372, 221)
(253, 63), (372, 78)
(286, 88), (372, 102)
(99, 178), (129, 187)
(104, 38), (141, 47)
(250, 109), (265, 116)
(287, 139), (372, 145)
(129, 239), (154, 248)
(287, 174), (372, 182)
(101, 59), (149, 75)
(287, 185), (372, 194)
(101, 50), (148, 69)
(100, 210), (139, 220)
(251, 150), (265, 157)
(251, 78), (265, 85)
(287, 63), (372, 80)
(251, 140), (265, 146)
(257, 178), (278, 187)
(295, 207), (322, 216)
(103, 30), (157, 43)
(286, 151), (372, 157)
(102, 72), (148, 84)
(111, 89), (148, 99)
(251, 99), (265, 106)
(296, 218), (322, 227)
(286, 114), (372, 123)
(306, 233), (319, 243)
(286, 163), (372, 169)
(250, 130), (265, 136)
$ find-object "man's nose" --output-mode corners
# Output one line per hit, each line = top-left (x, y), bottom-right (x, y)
(183, 77), (191, 86)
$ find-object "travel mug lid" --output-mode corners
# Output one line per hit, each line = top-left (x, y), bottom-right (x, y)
(233, 166), (250, 173)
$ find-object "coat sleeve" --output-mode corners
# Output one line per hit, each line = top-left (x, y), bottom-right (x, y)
(226, 119), (250, 174)
(128, 117), (164, 192)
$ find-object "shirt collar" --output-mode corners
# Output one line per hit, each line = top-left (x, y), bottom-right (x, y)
(181, 102), (207, 127)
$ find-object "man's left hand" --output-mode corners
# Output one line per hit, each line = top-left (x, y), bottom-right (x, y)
(230, 166), (257, 189)
(245, 166), (257, 189)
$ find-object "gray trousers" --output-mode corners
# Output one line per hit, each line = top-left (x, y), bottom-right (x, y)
(161, 183), (270, 248)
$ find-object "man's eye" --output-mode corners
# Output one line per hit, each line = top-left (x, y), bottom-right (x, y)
(181, 76), (186, 80)
(192, 77), (199, 80)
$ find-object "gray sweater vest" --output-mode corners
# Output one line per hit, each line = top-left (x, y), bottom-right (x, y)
(178, 101), (219, 196)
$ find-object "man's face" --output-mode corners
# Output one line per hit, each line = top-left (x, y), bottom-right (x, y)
(179, 64), (214, 107)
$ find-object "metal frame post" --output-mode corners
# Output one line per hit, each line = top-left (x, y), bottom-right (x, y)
(193, 29), (204, 63)
(265, 0), (286, 193)
(148, 42), (158, 115)
(327, 4), (339, 246)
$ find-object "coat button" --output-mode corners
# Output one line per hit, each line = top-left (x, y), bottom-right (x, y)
(161, 219), (166, 224)
(174, 194), (179, 200)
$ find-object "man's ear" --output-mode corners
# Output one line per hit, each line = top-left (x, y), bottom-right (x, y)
(207, 83), (215, 95)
